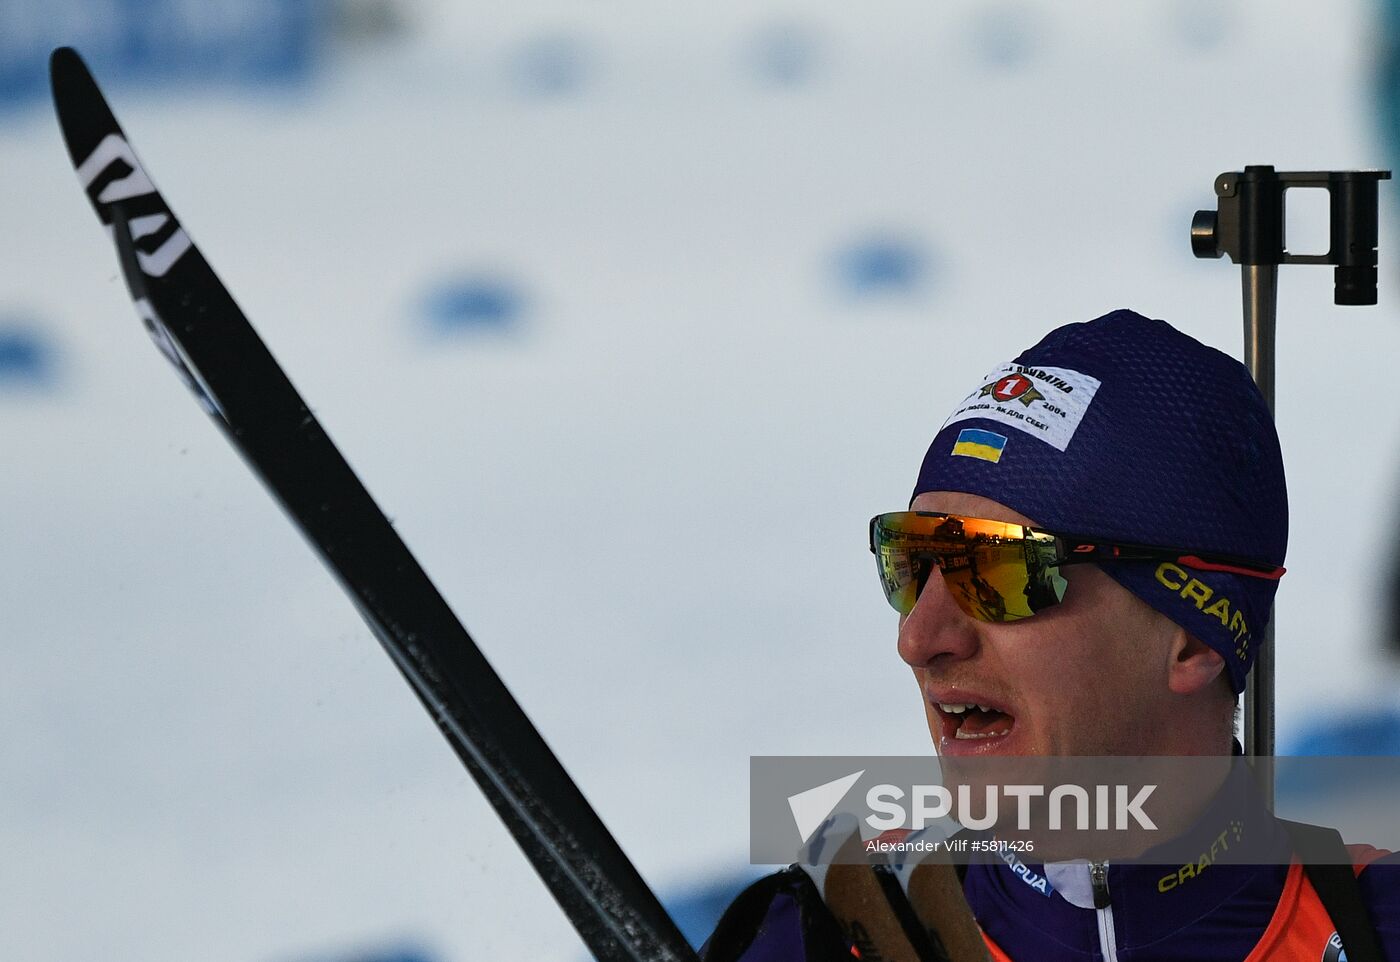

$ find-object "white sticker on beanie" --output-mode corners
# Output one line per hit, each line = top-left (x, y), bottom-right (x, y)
(941, 363), (1101, 452)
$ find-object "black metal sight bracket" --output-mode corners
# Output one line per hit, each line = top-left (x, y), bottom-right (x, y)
(1192, 165), (1390, 304)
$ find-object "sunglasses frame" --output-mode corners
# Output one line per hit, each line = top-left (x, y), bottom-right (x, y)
(868, 511), (1285, 620)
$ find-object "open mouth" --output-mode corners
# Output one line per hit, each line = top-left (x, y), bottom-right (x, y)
(936, 701), (1015, 742)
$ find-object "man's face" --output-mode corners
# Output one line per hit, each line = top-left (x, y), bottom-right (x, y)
(901, 490), (1183, 757)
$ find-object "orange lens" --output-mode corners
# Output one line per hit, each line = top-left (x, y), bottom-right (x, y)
(870, 512), (1067, 622)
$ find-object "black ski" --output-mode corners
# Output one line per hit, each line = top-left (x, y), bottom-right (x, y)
(49, 46), (696, 962)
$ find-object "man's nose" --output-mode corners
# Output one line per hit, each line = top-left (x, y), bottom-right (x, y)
(896, 568), (981, 668)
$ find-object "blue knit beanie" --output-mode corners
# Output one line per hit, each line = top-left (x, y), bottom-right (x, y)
(912, 309), (1287, 693)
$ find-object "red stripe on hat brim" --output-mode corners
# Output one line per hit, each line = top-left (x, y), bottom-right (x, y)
(1178, 555), (1285, 580)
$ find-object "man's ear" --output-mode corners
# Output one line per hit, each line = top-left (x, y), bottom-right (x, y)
(1166, 627), (1226, 696)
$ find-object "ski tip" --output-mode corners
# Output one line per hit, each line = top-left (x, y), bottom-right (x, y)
(49, 46), (92, 117)
(48, 46), (115, 168)
(49, 46), (87, 92)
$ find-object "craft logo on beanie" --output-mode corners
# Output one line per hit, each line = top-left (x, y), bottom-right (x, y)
(912, 309), (1288, 693)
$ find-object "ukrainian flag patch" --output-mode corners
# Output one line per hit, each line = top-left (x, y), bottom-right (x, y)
(952, 428), (1008, 463)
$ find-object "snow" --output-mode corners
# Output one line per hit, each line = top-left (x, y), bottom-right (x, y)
(3, 2), (1398, 960)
